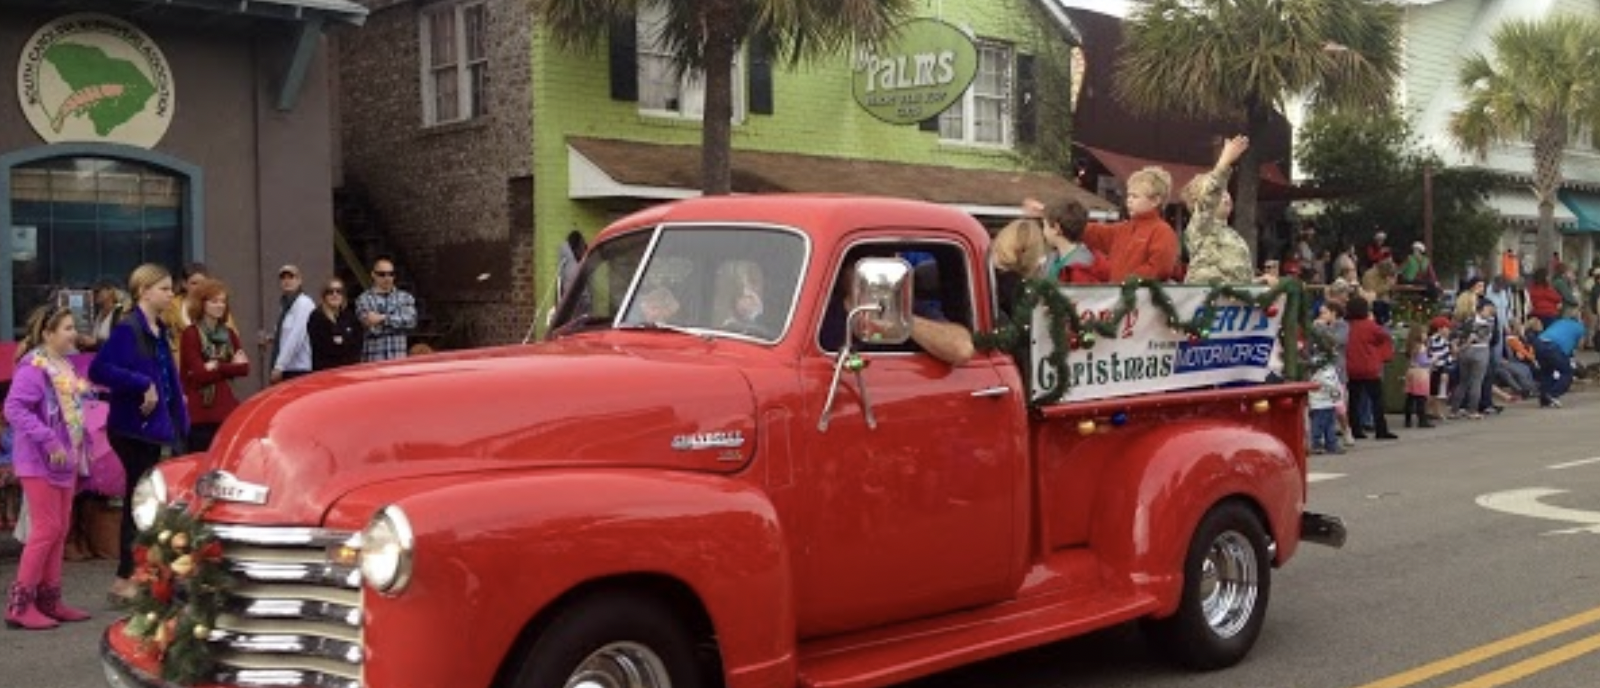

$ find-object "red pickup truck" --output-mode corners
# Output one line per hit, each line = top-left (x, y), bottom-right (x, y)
(101, 195), (1343, 688)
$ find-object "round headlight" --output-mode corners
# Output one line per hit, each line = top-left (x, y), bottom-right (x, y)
(130, 470), (168, 532)
(359, 506), (414, 595)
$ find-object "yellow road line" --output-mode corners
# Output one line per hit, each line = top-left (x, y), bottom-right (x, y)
(1442, 631), (1600, 688)
(1351, 605), (1600, 688)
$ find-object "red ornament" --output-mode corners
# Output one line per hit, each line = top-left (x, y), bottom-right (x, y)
(150, 577), (174, 605)
(1265, 305), (1280, 317)
(133, 545), (149, 567)
(199, 540), (225, 562)
(1187, 332), (1202, 345)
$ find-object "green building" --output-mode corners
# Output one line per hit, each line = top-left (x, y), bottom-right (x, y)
(337, 0), (1106, 345)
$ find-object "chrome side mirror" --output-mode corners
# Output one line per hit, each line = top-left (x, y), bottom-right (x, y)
(849, 257), (914, 345)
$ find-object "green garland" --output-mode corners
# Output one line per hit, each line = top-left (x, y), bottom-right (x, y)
(975, 277), (1334, 405)
(122, 502), (232, 686)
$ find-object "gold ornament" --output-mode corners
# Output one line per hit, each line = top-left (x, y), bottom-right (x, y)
(158, 530), (173, 544)
(170, 555), (195, 577)
(171, 532), (190, 552)
(154, 622), (170, 646)
(193, 624), (210, 640)
(1252, 399), (1271, 414)
(1077, 420), (1097, 436)
(146, 612), (159, 623)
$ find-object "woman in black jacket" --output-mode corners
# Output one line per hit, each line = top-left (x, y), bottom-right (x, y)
(308, 279), (364, 371)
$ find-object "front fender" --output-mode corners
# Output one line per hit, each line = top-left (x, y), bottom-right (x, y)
(326, 469), (794, 688)
(1089, 422), (1302, 616)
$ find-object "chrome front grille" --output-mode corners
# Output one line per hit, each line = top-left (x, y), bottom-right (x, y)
(207, 525), (364, 688)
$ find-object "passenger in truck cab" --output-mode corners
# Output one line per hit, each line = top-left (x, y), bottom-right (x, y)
(820, 248), (975, 366)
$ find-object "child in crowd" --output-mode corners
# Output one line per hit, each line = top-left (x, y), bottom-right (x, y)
(1403, 326), (1435, 428)
(1427, 316), (1455, 422)
(1308, 358), (1345, 455)
(1313, 301), (1352, 445)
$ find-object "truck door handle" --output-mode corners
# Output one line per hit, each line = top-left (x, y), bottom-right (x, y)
(971, 386), (1012, 398)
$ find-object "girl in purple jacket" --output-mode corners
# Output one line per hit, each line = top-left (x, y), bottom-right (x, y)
(4, 306), (95, 630)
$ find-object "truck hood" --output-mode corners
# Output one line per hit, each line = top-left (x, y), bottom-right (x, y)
(193, 340), (758, 524)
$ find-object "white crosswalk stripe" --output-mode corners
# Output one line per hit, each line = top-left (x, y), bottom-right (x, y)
(1308, 472), (1347, 483)
(1548, 457), (1600, 470)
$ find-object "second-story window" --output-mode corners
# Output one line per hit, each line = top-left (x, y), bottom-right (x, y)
(939, 41), (1012, 147)
(636, 0), (744, 121)
(420, 1), (488, 126)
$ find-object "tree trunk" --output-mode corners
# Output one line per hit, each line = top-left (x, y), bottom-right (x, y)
(1232, 100), (1272, 263)
(700, 18), (737, 196)
(1532, 121), (1566, 270)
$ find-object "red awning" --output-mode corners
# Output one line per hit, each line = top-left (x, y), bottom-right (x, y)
(1078, 144), (1306, 199)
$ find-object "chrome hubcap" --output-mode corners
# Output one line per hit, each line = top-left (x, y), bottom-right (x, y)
(1198, 530), (1258, 639)
(566, 642), (672, 688)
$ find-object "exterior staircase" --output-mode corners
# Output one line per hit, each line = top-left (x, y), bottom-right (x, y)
(332, 185), (441, 349)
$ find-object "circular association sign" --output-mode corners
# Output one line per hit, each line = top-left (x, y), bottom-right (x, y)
(16, 13), (175, 149)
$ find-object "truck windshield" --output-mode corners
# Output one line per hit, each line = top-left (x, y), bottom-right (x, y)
(550, 224), (808, 344)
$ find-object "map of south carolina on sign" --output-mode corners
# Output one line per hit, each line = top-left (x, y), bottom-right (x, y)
(17, 14), (175, 149)
(43, 42), (156, 135)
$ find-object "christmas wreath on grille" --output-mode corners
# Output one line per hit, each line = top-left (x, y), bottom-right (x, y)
(122, 503), (231, 686)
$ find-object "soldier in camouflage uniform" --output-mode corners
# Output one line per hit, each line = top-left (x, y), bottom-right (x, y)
(1181, 135), (1256, 285)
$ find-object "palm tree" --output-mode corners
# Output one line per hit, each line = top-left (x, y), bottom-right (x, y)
(1449, 15), (1600, 269)
(539, 0), (913, 195)
(1115, 0), (1402, 252)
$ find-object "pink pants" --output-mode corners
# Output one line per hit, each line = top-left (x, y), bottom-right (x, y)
(12, 478), (73, 590)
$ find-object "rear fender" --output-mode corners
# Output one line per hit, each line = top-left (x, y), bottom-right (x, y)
(1088, 422), (1302, 616)
(330, 470), (794, 688)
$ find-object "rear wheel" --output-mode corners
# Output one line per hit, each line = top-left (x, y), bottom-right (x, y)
(506, 591), (707, 688)
(1143, 501), (1271, 670)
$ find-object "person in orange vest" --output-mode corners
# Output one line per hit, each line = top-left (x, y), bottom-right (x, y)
(1500, 249), (1520, 282)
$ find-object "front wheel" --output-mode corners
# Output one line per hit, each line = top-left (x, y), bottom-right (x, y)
(505, 591), (707, 688)
(1143, 501), (1272, 670)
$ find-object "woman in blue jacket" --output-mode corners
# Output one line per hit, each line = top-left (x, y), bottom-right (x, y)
(89, 264), (188, 604)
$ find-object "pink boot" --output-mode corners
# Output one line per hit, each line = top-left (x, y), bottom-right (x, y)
(5, 583), (60, 630)
(34, 583), (91, 623)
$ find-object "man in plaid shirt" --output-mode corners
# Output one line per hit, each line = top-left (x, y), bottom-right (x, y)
(356, 257), (418, 362)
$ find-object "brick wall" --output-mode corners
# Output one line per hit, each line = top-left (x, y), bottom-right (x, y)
(336, 0), (533, 347)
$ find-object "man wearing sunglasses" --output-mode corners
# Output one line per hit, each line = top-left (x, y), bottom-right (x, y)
(356, 257), (418, 362)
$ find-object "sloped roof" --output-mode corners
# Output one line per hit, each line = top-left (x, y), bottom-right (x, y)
(568, 137), (1115, 215)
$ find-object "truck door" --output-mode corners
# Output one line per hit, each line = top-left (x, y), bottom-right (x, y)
(792, 240), (1027, 638)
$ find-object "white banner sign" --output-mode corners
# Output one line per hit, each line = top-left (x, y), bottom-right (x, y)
(1030, 285), (1286, 403)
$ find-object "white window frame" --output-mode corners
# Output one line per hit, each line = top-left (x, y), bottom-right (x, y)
(939, 41), (1013, 148)
(636, 1), (745, 123)
(419, 1), (488, 126)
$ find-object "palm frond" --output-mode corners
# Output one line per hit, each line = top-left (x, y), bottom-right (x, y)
(537, 0), (641, 52)
(1115, 0), (1401, 120)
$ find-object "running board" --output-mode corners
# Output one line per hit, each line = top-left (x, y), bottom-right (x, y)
(796, 590), (1157, 688)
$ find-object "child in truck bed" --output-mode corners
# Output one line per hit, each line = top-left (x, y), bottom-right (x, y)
(1041, 197), (1107, 284)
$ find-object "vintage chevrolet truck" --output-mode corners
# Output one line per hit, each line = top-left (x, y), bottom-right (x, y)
(102, 195), (1344, 688)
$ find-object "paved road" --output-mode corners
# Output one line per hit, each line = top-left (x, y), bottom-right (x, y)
(4, 386), (1598, 688)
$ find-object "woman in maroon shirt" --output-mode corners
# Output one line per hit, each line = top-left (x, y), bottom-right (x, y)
(1345, 296), (1398, 440)
(1526, 269), (1563, 327)
(179, 279), (250, 452)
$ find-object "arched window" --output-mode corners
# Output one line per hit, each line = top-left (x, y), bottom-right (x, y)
(9, 157), (185, 333)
